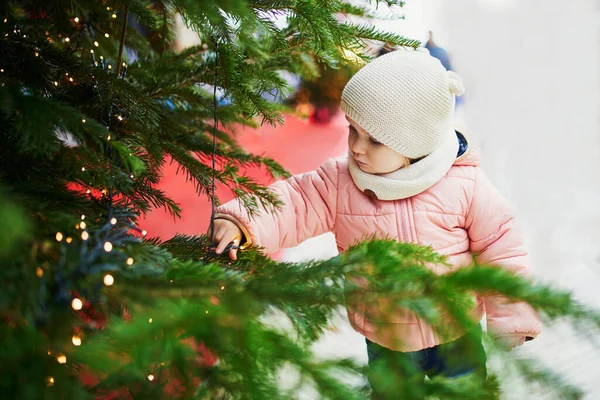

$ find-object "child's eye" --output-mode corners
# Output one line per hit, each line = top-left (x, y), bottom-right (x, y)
(369, 137), (382, 145)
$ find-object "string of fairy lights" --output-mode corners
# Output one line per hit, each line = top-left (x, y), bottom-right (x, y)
(5, 8), (150, 386)
(2, 8), (227, 388)
(0, 7), (230, 386)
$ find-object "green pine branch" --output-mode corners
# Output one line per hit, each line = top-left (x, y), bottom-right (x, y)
(2, 1), (599, 399)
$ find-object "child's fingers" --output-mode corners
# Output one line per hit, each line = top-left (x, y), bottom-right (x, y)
(207, 224), (219, 241)
(215, 231), (237, 255)
(208, 219), (229, 241)
(211, 227), (224, 245)
(209, 220), (242, 258)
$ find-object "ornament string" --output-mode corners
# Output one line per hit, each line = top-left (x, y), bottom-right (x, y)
(204, 40), (239, 262)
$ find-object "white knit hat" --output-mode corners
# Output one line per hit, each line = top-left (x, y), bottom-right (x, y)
(341, 47), (464, 159)
(341, 48), (466, 200)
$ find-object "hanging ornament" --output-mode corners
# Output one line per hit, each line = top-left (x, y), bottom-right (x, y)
(203, 40), (239, 263)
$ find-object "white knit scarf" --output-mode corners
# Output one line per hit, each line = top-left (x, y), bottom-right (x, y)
(348, 129), (460, 201)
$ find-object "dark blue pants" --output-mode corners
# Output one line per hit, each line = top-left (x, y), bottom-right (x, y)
(366, 326), (487, 399)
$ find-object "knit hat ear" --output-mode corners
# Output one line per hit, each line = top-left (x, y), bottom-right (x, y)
(447, 71), (465, 96)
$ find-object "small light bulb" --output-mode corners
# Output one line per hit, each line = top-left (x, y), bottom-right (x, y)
(86, 189), (91, 194)
(110, 218), (117, 225)
(72, 335), (82, 346)
(122, 62), (126, 67)
(82, 118), (86, 123)
(93, 41), (99, 47)
(36, 267), (44, 278)
(56, 354), (67, 364)
(104, 33), (109, 38)
(104, 242), (113, 252)
(66, 237), (72, 244)
(1, 69), (4, 72)
(80, 221), (86, 229)
(147, 374), (155, 381)
(74, 17), (80, 23)
(54, 81), (58, 86)
(90, 49), (94, 54)
(47, 376), (55, 386)
(69, 77), (73, 82)
(112, 13), (117, 18)
(56, 232), (63, 242)
(221, 286), (225, 290)
(64, 37), (70, 42)
(3, 18), (6, 23)
(126, 257), (134, 266)
(106, 135), (111, 140)
(81, 215), (85, 220)
(35, 51), (39, 57)
(81, 167), (85, 171)
(100, 55), (104, 60)
(130, 174), (134, 179)
(72, 298), (83, 310)
(81, 231), (89, 240)
(107, 65), (112, 70)
(117, 115), (123, 121)
(103, 274), (114, 286)
(142, 230), (147, 236)
(205, 310), (209, 314)
(148, 318), (153, 323)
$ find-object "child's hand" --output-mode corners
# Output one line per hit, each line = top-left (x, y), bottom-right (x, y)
(493, 335), (527, 351)
(209, 219), (243, 260)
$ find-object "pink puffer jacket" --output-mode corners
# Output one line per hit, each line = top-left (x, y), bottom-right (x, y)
(216, 143), (542, 352)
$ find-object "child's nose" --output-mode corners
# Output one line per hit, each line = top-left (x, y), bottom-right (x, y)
(350, 138), (367, 155)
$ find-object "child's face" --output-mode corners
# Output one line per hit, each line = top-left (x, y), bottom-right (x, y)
(346, 117), (409, 175)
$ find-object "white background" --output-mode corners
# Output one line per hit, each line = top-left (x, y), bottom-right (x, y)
(282, 1), (600, 398)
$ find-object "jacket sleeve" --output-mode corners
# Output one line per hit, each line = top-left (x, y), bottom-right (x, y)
(215, 158), (339, 254)
(465, 168), (542, 341)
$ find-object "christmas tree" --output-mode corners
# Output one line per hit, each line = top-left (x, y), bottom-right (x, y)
(1, 1), (599, 399)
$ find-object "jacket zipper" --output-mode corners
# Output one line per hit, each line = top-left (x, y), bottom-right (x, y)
(400, 199), (411, 243)
(400, 198), (429, 346)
